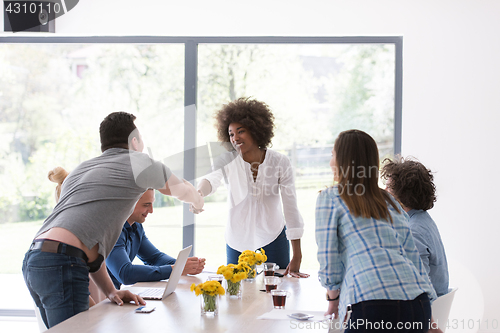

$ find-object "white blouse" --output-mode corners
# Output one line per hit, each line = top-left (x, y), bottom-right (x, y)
(203, 149), (304, 252)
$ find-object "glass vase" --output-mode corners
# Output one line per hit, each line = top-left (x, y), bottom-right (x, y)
(200, 294), (218, 315)
(226, 280), (242, 299)
(246, 264), (257, 281)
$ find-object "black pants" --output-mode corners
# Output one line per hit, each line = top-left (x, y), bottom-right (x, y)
(344, 293), (432, 333)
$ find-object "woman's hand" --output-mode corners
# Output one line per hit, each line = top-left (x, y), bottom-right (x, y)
(325, 299), (339, 319)
(285, 240), (309, 278)
(324, 289), (340, 318)
(284, 256), (310, 278)
(108, 290), (145, 307)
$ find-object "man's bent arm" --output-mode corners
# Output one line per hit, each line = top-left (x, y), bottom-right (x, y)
(157, 173), (203, 210)
(90, 261), (145, 306)
(106, 237), (175, 287)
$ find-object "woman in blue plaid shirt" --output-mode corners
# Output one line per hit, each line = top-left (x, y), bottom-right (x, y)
(315, 130), (442, 333)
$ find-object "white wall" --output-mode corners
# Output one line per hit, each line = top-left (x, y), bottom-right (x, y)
(3, 1), (500, 331)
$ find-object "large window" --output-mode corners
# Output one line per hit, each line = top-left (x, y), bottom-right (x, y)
(0, 42), (185, 275)
(195, 42), (398, 270)
(0, 37), (402, 277)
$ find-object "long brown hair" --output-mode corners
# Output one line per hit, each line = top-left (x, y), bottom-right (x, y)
(334, 130), (400, 222)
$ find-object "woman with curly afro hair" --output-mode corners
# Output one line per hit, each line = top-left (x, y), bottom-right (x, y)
(194, 97), (308, 278)
(381, 156), (449, 297)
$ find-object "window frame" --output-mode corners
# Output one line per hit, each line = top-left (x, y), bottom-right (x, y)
(0, 36), (403, 255)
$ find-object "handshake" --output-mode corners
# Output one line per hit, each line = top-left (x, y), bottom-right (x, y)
(190, 190), (205, 214)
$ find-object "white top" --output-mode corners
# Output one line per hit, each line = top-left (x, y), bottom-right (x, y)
(203, 149), (304, 252)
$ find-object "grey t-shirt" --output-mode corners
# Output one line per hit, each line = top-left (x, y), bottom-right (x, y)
(35, 148), (172, 259)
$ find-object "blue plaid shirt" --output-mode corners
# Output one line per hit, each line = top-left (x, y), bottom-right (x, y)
(315, 186), (436, 321)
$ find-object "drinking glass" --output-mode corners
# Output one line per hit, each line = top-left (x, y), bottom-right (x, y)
(208, 274), (225, 298)
(207, 274), (224, 286)
(271, 290), (287, 309)
(263, 262), (276, 276)
(264, 276), (282, 292)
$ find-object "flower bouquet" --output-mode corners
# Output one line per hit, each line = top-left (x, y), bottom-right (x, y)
(238, 248), (267, 279)
(217, 263), (250, 298)
(190, 280), (225, 315)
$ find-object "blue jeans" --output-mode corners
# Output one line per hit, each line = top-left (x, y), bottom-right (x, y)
(226, 227), (290, 268)
(344, 293), (432, 333)
(22, 249), (90, 328)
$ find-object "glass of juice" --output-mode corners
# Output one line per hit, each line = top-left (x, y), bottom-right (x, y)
(263, 262), (276, 276)
(264, 276), (282, 292)
(271, 290), (288, 309)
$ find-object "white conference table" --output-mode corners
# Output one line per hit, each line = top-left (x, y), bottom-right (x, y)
(46, 270), (341, 333)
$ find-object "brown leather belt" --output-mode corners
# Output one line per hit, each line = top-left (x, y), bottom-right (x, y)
(30, 239), (89, 262)
(29, 239), (104, 273)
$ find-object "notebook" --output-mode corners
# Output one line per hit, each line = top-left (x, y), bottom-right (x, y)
(130, 245), (192, 300)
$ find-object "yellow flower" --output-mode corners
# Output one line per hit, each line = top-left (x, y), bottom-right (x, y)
(216, 265), (225, 275)
(218, 285), (225, 295)
(238, 263), (250, 273)
(237, 248), (267, 267)
(190, 281), (225, 297)
(217, 262), (251, 283)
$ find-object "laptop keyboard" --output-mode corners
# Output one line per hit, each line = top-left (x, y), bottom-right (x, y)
(138, 288), (163, 297)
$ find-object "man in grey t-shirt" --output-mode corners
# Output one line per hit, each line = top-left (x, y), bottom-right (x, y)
(22, 112), (204, 329)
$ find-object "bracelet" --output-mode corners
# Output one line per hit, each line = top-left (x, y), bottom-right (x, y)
(326, 292), (340, 301)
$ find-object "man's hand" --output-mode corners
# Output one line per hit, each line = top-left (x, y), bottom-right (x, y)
(197, 258), (206, 273)
(184, 180), (204, 210)
(189, 190), (205, 214)
(189, 204), (204, 214)
(182, 257), (206, 275)
(108, 290), (145, 307)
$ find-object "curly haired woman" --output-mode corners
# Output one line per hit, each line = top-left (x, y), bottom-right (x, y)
(194, 97), (308, 278)
(381, 156), (449, 297)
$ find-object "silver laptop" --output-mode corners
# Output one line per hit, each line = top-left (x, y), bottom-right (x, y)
(132, 245), (192, 300)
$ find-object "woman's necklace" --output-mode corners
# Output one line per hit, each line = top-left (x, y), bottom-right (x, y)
(250, 149), (264, 180)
